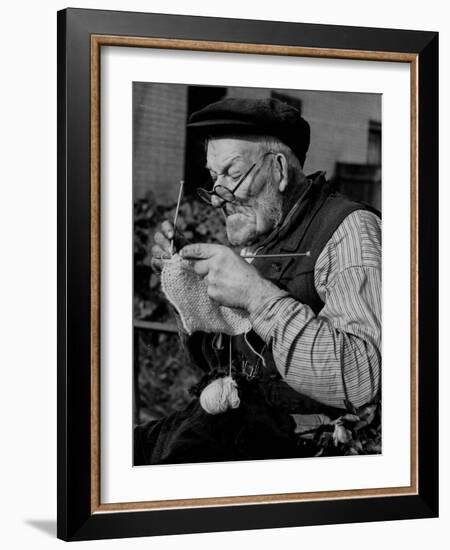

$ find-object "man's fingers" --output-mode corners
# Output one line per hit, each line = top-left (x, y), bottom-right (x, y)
(154, 220), (175, 253)
(151, 244), (171, 260)
(192, 259), (210, 277)
(151, 243), (171, 273)
(161, 220), (175, 240)
(154, 231), (171, 252)
(180, 243), (222, 260)
(151, 257), (163, 272)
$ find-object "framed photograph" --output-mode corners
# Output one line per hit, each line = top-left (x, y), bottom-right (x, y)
(57, 8), (438, 541)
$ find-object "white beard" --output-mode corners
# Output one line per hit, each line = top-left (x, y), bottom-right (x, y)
(225, 188), (283, 246)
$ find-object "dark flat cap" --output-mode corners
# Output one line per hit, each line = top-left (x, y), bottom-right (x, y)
(187, 97), (310, 167)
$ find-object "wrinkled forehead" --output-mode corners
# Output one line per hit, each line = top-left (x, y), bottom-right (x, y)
(205, 135), (265, 166)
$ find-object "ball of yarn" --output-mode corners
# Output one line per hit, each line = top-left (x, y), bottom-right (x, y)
(199, 376), (240, 415)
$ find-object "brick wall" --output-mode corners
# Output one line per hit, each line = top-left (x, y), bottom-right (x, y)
(133, 83), (187, 204)
(300, 90), (381, 178)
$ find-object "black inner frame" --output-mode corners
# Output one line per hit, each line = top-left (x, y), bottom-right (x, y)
(57, 8), (438, 541)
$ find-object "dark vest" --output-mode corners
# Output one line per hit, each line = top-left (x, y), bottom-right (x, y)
(252, 174), (377, 312)
(187, 173), (379, 414)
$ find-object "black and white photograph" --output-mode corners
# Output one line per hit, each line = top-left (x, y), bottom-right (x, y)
(132, 83), (382, 466)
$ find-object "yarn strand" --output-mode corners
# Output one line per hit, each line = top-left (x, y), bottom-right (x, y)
(244, 330), (267, 368)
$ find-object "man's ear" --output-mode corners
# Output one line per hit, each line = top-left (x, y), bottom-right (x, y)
(275, 153), (289, 193)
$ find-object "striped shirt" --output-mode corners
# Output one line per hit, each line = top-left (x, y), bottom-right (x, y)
(249, 209), (381, 410)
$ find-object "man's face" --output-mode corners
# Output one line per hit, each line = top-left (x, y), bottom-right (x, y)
(206, 137), (282, 247)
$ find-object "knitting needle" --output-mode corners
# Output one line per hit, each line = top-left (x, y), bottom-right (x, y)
(240, 251), (311, 259)
(170, 179), (184, 256)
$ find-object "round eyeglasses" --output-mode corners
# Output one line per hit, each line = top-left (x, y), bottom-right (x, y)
(196, 151), (276, 206)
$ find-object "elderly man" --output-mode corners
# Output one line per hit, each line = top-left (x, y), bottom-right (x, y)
(134, 97), (381, 465)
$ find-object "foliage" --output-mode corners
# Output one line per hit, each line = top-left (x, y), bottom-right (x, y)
(137, 331), (200, 422)
(295, 403), (381, 456)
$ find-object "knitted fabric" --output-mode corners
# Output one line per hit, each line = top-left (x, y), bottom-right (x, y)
(161, 254), (252, 336)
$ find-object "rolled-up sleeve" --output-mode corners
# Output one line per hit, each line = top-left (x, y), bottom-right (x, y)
(249, 210), (381, 410)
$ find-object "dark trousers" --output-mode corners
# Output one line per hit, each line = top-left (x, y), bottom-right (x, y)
(133, 378), (307, 465)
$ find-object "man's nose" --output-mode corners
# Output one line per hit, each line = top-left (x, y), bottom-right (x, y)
(211, 179), (229, 208)
(211, 192), (225, 208)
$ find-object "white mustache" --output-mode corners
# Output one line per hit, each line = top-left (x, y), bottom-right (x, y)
(224, 202), (248, 217)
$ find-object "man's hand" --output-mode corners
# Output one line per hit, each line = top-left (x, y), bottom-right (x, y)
(151, 221), (189, 272)
(180, 243), (286, 314)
